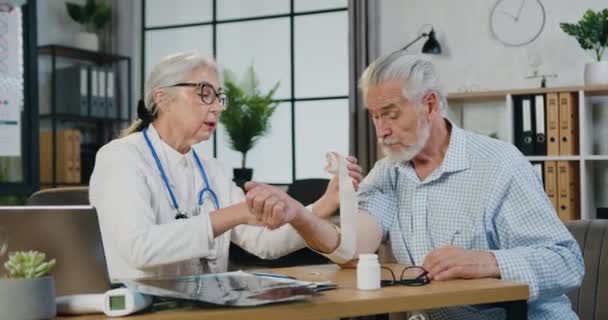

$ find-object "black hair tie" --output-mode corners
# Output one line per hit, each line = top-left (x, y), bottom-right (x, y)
(137, 99), (154, 127)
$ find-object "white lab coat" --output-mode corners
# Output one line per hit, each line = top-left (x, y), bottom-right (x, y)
(89, 125), (307, 283)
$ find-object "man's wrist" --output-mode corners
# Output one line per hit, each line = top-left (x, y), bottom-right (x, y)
(290, 204), (311, 229)
(486, 251), (501, 278)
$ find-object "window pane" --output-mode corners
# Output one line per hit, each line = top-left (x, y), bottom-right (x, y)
(218, 0), (289, 20)
(217, 19), (290, 99)
(294, 12), (348, 98)
(217, 103), (292, 184)
(145, 0), (212, 28)
(295, 99), (349, 179)
(294, 0), (347, 12)
(145, 26), (213, 80)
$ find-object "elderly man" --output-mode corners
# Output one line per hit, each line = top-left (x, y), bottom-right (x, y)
(245, 50), (583, 320)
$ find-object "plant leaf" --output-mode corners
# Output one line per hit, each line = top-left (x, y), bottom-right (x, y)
(220, 66), (280, 167)
(66, 2), (85, 24)
(561, 8), (608, 61)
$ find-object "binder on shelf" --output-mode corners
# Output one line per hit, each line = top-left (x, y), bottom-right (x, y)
(80, 66), (89, 116)
(513, 95), (535, 155)
(546, 93), (560, 155)
(91, 67), (100, 118)
(70, 130), (82, 184)
(39, 130), (76, 184)
(534, 94), (546, 155)
(544, 161), (558, 213)
(558, 92), (578, 155)
(557, 161), (579, 221)
(54, 65), (89, 116)
(98, 68), (107, 118)
(39, 131), (52, 183)
(107, 70), (116, 118)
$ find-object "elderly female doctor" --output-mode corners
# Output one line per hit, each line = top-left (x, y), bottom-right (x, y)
(89, 52), (360, 282)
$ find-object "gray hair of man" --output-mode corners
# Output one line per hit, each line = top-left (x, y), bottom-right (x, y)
(121, 52), (220, 136)
(358, 51), (447, 116)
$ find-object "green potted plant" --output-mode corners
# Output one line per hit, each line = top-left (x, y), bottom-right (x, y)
(560, 8), (608, 85)
(0, 251), (57, 319)
(65, 0), (111, 51)
(221, 65), (279, 185)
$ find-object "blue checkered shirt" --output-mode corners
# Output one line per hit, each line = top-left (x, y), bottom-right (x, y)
(359, 123), (584, 320)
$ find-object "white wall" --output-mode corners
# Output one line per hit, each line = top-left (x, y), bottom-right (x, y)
(378, 0), (608, 93)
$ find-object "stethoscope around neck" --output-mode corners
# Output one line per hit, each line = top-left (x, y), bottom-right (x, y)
(143, 128), (220, 219)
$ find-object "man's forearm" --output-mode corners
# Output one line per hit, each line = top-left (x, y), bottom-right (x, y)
(310, 195), (338, 219)
(290, 207), (340, 253)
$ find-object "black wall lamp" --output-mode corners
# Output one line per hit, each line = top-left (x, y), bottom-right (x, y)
(402, 26), (442, 54)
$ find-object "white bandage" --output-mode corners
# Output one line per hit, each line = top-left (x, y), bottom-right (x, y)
(320, 152), (358, 264)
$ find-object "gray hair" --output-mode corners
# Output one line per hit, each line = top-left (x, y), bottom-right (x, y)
(121, 52), (220, 136)
(359, 51), (447, 116)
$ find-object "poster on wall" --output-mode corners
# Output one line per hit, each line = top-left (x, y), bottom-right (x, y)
(0, 4), (22, 157)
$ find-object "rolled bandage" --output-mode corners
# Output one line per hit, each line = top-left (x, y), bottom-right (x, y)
(323, 152), (358, 264)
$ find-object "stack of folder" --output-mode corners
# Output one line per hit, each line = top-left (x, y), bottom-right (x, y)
(515, 91), (580, 220)
(55, 65), (117, 118)
(539, 161), (580, 221)
(39, 129), (82, 184)
(513, 92), (578, 156)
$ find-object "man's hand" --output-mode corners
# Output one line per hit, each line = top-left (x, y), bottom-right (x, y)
(422, 246), (500, 281)
(244, 182), (305, 230)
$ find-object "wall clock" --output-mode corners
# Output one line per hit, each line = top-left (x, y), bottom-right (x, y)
(490, 0), (546, 47)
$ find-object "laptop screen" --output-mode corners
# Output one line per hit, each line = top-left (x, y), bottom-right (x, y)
(0, 206), (111, 295)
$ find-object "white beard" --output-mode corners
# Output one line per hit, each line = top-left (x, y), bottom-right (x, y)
(379, 114), (431, 162)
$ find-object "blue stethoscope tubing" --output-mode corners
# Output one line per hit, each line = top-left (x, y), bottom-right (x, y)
(143, 128), (220, 214)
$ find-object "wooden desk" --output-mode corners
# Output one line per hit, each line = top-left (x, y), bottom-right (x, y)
(58, 264), (529, 320)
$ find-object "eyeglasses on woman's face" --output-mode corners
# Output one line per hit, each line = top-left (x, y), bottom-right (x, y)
(380, 266), (431, 287)
(172, 81), (228, 110)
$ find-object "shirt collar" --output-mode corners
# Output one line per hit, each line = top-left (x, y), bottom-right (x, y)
(146, 124), (192, 168)
(440, 121), (469, 174)
(391, 119), (470, 176)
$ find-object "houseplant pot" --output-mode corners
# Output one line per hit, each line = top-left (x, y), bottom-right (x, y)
(0, 276), (56, 319)
(584, 61), (608, 85)
(233, 168), (253, 181)
(1, 250), (57, 319)
(66, 0), (111, 52)
(233, 168), (253, 188)
(74, 31), (99, 51)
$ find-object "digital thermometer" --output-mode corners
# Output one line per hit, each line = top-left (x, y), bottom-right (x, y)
(56, 287), (153, 317)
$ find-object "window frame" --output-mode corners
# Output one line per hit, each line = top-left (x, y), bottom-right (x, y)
(141, 0), (348, 184)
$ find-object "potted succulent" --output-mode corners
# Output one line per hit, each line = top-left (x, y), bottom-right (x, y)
(65, 0), (111, 51)
(560, 9), (608, 85)
(0, 251), (57, 319)
(221, 65), (279, 186)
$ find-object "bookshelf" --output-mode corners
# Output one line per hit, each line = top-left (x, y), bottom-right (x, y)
(448, 85), (608, 220)
(37, 45), (132, 187)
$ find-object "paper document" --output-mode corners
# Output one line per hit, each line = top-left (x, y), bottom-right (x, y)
(325, 152), (358, 263)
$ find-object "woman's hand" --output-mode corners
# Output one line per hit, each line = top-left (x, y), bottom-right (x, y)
(314, 156), (363, 219)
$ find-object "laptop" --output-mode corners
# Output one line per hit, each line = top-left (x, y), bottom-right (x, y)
(0, 206), (112, 296)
